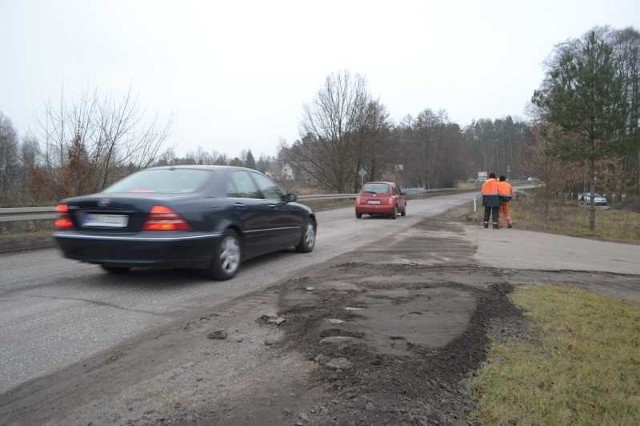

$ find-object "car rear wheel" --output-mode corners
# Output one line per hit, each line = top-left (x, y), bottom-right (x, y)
(205, 229), (241, 280)
(355, 212), (362, 219)
(390, 206), (397, 219)
(295, 218), (316, 253)
(100, 265), (131, 274)
(400, 206), (406, 217)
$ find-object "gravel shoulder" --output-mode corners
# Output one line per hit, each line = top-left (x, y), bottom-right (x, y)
(1, 208), (639, 425)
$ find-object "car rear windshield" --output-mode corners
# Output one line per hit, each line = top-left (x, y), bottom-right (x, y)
(362, 183), (390, 194)
(104, 169), (212, 194)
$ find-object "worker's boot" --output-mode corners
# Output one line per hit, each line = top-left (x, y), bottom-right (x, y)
(483, 222), (489, 229)
(492, 222), (499, 229)
(508, 223), (513, 229)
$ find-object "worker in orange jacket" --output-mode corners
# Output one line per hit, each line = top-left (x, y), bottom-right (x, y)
(480, 172), (500, 229)
(497, 175), (513, 229)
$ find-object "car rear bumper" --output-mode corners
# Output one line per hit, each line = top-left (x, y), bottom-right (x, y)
(355, 204), (396, 215)
(53, 231), (222, 269)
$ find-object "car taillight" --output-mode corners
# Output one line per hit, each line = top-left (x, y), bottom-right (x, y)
(54, 204), (73, 229)
(387, 197), (394, 205)
(143, 205), (190, 231)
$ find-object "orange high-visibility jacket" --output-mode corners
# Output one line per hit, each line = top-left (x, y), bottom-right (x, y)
(481, 178), (500, 207)
(497, 181), (513, 199)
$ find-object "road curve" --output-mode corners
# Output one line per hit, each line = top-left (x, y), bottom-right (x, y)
(0, 192), (476, 394)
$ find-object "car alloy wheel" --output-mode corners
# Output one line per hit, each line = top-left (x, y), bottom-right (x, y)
(295, 218), (316, 253)
(220, 235), (240, 274)
(206, 229), (241, 280)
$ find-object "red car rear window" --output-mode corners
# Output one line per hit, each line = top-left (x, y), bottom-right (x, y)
(362, 183), (390, 194)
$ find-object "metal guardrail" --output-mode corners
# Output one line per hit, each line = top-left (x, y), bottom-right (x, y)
(298, 194), (356, 201)
(0, 207), (57, 223)
(0, 188), (478, 223)
(0, 196), (359, 223)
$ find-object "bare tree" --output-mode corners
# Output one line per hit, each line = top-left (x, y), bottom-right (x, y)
(611, 27), (640, 192)
(350, 100), (392, 190)
(394, 109), (471, 189)
(37, 88), (171, 198)
(414, 109), (447, 189)
(155, 147), (177, 166)
(296, 71), (370, 192)
(0, 112), (20, 203)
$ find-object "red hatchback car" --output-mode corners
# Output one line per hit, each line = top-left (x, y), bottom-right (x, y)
(355, 181), (407, 219)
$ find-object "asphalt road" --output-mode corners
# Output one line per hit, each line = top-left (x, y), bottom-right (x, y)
(471, 227), (640, 275)
(0, 192), (475, 395)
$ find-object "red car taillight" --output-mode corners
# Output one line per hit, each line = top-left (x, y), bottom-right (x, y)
(143, 205), (190, 231)
(54, 204), (73, 229)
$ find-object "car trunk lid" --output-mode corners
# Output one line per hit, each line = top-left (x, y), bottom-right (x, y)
(64, 193), (193, 233)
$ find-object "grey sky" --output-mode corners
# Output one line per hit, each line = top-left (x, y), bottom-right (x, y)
(1, 0), (638, 158)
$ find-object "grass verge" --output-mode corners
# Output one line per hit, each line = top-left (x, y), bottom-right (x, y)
(471, 285), (640, 425)
(0, 221), (55, 253)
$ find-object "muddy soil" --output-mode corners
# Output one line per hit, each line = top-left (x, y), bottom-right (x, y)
(1, 213), (639, 426)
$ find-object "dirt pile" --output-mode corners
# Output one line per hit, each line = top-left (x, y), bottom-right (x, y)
(276, 264), (523, 425)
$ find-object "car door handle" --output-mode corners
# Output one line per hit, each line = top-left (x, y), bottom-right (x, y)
(234, 202), (247, 209)
(268, 204), (277, 208)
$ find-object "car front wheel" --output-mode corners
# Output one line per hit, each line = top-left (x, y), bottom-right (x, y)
(205, 229), (241, 280)
(295, 218), (316, 253)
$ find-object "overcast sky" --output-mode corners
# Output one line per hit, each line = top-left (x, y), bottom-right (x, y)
(1, 0), (638, 159)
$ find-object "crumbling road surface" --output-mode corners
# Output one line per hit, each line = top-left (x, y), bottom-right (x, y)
(1, 212), (639, 425)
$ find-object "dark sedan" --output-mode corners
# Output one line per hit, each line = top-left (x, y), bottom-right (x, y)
(53, 165), (317, 280)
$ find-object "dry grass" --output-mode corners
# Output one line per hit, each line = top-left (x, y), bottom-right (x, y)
(471, 285), (640, 425)
(0, 229), (54, 253)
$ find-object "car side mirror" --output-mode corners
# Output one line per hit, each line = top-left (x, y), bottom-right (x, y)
(284, 193), (297, 203)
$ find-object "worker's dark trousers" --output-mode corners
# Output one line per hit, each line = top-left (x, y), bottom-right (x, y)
(483, 206), (500, 228)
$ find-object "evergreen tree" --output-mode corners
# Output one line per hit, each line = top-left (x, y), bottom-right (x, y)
(244, 150), (257, 170)
(533, 29), (628, 230)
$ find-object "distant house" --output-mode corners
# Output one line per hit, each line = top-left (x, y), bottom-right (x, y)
(268, 161), (295, 182)
(282, 163), (294, 181)
(269, 161), (318, 186)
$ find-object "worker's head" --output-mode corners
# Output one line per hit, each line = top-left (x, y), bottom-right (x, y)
(499, 175), (506, 181)
(489, 172), (496, 179)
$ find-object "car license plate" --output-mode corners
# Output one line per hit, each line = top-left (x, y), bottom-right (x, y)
(368, 200), (381, 204)
(83, 214), (128, 228)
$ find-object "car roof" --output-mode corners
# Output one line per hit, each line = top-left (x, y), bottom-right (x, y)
(364, 181), (395, 185)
